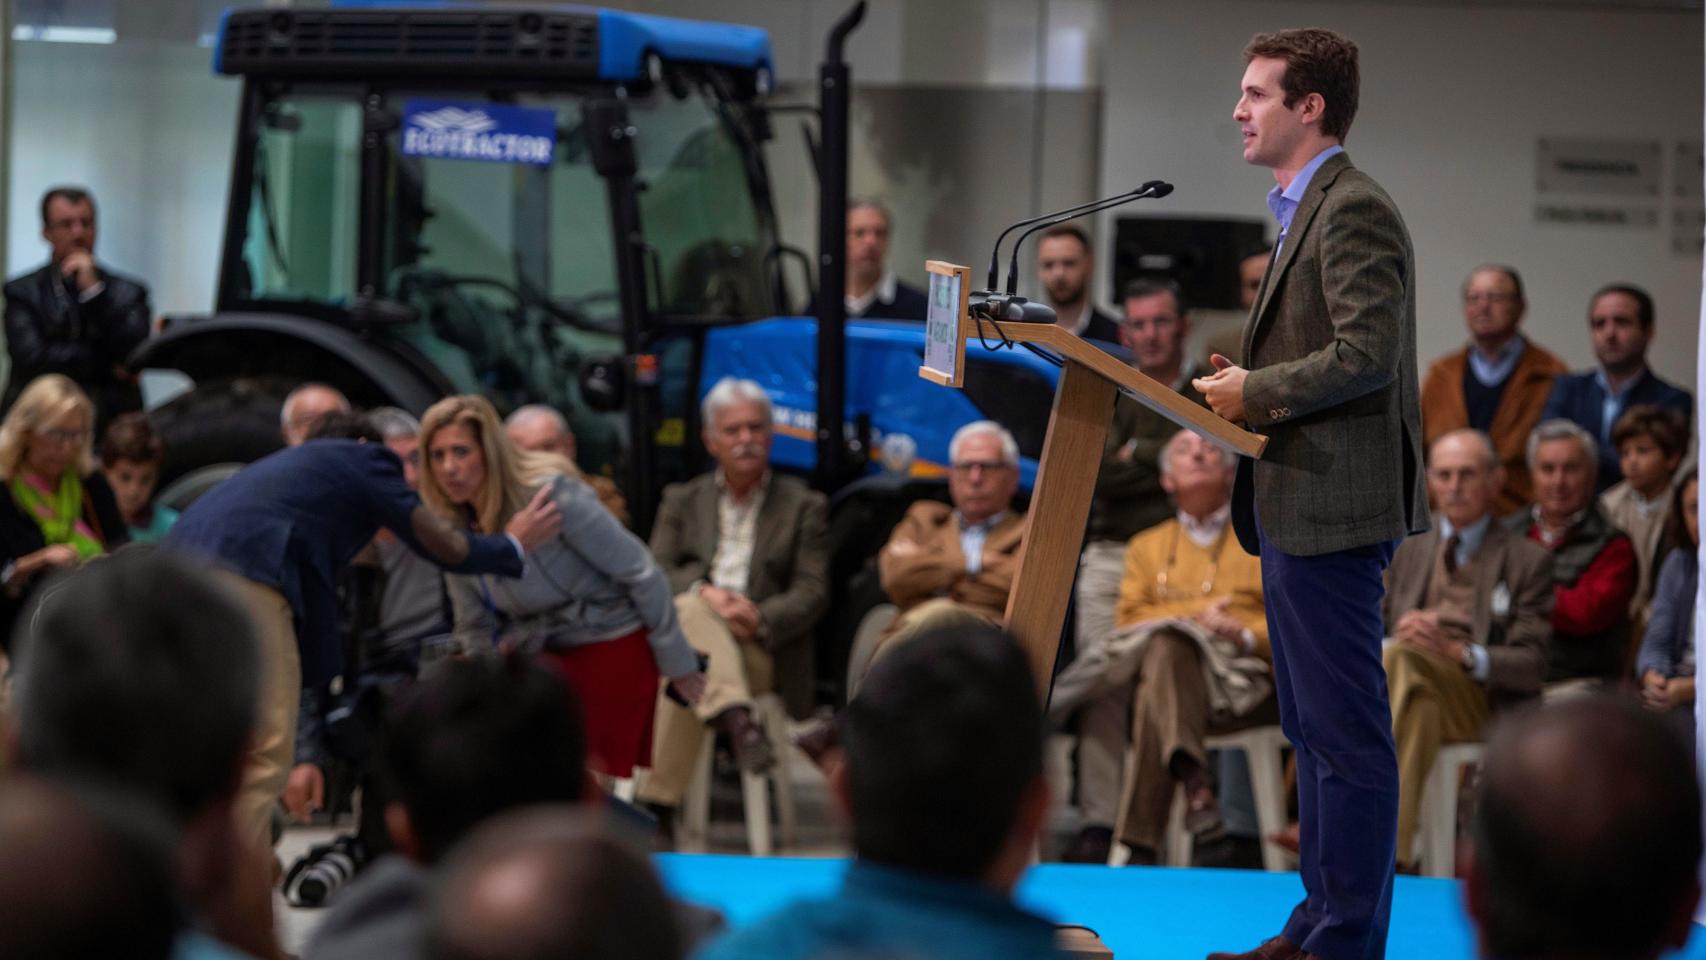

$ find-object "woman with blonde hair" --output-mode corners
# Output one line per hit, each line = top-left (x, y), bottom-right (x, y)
(419, 394), (705, 777)
(0, 374), (128, 645)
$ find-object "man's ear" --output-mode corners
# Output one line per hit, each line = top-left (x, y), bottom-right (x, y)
(827, 752), (853, 821)
(385, 802), (424, 863)
(1461, 845), (1493, 959)
(1298, 92), (1327, 127)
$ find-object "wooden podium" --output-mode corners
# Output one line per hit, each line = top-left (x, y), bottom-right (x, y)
(921, 260), (1268, 699)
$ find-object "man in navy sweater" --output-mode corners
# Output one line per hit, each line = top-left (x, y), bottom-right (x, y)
(167, 413), (562, 851)
(1541, 283), (1691, 492)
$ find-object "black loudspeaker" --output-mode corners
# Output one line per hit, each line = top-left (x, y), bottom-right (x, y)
(1111, 216), (1266, 311)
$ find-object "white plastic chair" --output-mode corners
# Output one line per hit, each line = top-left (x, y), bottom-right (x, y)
(678, 692), (797, 856)
(1418, 741), (1484, 877)
(1159, 726), (1292, 870)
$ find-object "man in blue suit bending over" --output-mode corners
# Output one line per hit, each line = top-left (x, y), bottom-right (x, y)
(1540, 283), (1692, 492)
(167, 411), (563, 851)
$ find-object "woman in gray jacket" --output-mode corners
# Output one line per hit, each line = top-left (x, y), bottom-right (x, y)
(419, 395), (706, 777)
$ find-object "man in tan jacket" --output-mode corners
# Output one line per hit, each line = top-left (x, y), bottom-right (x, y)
(1419, 265), (1566, 516)
(869, 421), (1026, 668)
(1382, 429), (1552, 871)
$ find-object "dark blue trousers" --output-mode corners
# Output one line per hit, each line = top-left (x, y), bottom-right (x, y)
(1260, 523), (1399, 960)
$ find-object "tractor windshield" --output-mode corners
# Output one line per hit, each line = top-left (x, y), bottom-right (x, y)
(225, 77), (779, 416)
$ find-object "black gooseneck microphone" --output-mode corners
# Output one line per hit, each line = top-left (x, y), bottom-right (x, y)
(1003, 180), (1173, 296)
(983, 184), (1158, 292)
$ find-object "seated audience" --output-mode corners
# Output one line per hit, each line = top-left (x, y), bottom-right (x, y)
(419, 395), (705, 778)
(873, 420), (1026, 660)
(1061, 430), (1271, 865)
(639, 377), (828, 834)
(505, 403), (630, 526)
(1599, 404), (1686, 620)
(1420, 265), (1566, 515)
(1069, 279), (1210, 855)
(3, 185), (151, 427)
(1506, 420), (1635, 691)
(1540, 283), (1691, 491)
(1466, 696), (1701, 960)
(304, 654), (594, 960)
(1636, 467), (1697, 743)
(695, 622), (1065, 960)
(95, 411), (177, 542)
(0, 776), (179, 960)
(10, 549), (276, 959)
(281, 382), (351, 447)
(1381, 429), (1553, 870)
(425, 808), (683, 960)
(0, 374), (127, 644)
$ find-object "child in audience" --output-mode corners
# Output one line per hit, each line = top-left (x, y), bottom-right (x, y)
(1600, 405), (1686, 622)
(1636, 467), (1696, 745)
(98, 413), (177, 543)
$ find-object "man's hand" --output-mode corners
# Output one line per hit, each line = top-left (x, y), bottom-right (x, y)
(1395, 610), (1446, 653)
(884, 539), (921, 558)
(1191, 598), (1246, 645)
(701, 585), (762, 641)
(504, 485), (564, 553)
(60, 251), (98, 293)
(282, 763), (324, 822)
(1642, 670), (1672, 712)
(1192, 354), (1249, 425)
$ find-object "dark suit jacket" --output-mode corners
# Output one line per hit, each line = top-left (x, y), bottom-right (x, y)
(1383, 520), (1554, 704)
(1233, 152), (1429, 557)
(3, 263), (151, 419)
(649, 472), (830, 718)
(166, 440), (523, 685)
(1080, 306), (1122, 346)
(1539, 368), (1693, 491)
(809, 280), (930, 322)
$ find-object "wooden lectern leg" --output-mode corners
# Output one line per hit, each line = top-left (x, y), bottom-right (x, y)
(1003, 362), (1117, 702)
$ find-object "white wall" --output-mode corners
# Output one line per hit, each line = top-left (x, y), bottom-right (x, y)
(7, 39), (237, 317)
(1096, 0), (1703, 387)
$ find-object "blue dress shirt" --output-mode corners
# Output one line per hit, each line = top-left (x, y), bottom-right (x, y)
(1267, 145), (1345, 255)
(1468, 336), (1526, 389)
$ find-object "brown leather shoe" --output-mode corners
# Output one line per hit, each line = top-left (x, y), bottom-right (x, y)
(1205, 936), (1304, 960)
(715, 705), (776, 774)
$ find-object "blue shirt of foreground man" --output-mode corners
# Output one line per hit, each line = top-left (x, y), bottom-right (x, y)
(166, 411), (562, 853)
(693, 622), (1064, 960)
(1194, 27), (1427, 960)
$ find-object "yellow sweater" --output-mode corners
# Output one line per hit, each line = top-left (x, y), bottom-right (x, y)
(1115, 517), (1269, 659)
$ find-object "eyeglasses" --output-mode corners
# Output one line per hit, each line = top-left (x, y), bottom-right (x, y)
(35, 428), (87, 446)
(950, 460), (1013, 475)
(1463, 293), (1519, 305)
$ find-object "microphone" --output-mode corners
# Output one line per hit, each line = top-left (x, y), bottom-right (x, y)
(1004, 180), (1173, 296)
(983, 183), (1164, 292)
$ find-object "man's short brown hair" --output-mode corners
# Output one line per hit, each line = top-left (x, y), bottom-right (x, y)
(1611, 404), (1688, 460)
(1038, 223), (1090, 254)
(1244, 28), (1360, 141)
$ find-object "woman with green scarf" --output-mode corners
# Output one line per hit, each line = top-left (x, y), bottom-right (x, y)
(0, 374), (127, 647)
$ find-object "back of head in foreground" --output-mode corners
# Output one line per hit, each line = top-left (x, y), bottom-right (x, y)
(840, 621), (1047, 886)
(0, 775), (179, 960)
(379, 652), (589, 865)
(1468, 695), (1702, 960)
(426, 807), (682, 960)
(10, 548), (259, 826)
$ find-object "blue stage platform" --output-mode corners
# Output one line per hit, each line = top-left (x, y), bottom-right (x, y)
(657, 854), (1706, 959)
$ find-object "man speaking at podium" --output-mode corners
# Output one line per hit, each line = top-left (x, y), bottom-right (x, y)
(1193, 29), (1427, 960)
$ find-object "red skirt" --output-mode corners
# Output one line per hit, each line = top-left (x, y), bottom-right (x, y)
(537, 628), (660, 778)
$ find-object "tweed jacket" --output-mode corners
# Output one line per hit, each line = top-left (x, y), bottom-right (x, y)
(877, 500), (1026, 621)
(1232, 152), (1429, 557)
(1420, 340), (1567, 516)
(649, 471), (830, 717)
(1382, 520), (1554, 704)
